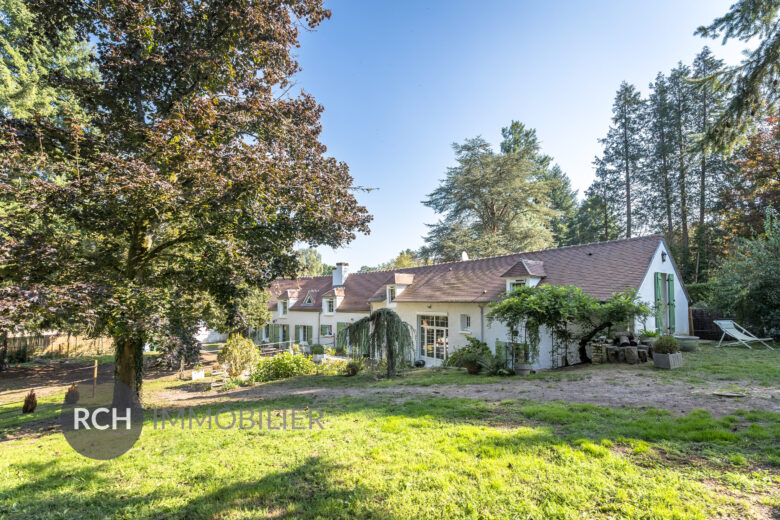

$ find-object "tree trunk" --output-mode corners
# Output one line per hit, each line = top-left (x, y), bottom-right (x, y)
(577, 321), (614, 364)
(114, 335), (144, 399)
(622, 112), (632, 238)
(0, 335), (7, 371)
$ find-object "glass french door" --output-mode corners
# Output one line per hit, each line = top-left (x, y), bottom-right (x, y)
(419, 315), (448, 361)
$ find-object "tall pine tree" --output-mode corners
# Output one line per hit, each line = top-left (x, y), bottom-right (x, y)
(597, 82), (645, 237)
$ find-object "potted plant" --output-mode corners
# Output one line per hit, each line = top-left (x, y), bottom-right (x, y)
(638, 329), (660, 347)
(191, 363), (205, 381)
(674, 334), (699, 352)
(512, 342), (534, 376)
(310, 344), (325, 363)
(653, 336), (682, 369)
(445, 337), (490, 374)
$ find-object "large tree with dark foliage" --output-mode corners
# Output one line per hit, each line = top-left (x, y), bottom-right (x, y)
(0, 0), (370, 394)
(422, 135), (554, 261)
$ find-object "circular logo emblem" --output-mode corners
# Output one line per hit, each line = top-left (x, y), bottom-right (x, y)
(60, 380), (144, 460)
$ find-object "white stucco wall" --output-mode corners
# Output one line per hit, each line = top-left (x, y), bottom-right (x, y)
(635, 241), (690, 335)
(269, 309), (369, 346)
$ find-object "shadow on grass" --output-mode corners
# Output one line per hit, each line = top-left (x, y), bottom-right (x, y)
(0, 456), (396, 520)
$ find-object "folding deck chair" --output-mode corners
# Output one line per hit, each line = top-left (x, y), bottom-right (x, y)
(714, 320), (774, 350)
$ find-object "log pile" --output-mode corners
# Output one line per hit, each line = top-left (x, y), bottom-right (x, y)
(590, 331), (651, 365)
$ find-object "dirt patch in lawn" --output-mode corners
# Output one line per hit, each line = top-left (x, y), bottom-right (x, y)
(153, 369), (779, 417)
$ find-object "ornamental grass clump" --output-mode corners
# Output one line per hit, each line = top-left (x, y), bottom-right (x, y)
(653, 335), (680, 354)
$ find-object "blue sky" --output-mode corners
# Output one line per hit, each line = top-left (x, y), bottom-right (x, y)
(294, 0), (748, 269)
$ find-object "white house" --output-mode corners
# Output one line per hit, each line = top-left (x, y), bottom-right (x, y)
(265, 235), (690, 370)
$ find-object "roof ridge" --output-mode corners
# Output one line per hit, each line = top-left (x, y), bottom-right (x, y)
(361, 234), (663, 272)
(274, 235), (663, 280)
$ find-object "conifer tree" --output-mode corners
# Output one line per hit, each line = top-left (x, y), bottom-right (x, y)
(597, 82), (645, 237)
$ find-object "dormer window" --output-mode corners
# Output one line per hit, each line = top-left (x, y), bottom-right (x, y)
(324, 298), (335, 314)
(509, 279), (526, 293)
(279, 300), (288, 317)
(302, 294), (314, 305)
(387, 285), (396, 304)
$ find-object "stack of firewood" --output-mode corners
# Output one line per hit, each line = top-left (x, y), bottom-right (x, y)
(611, 331), (639, 347)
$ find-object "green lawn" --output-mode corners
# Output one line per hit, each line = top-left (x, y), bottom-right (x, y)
(1, 344), (778, 519)
(1, 395), (778, 518)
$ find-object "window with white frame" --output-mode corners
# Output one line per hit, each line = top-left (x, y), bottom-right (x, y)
(459, 314), (471, 333)
(302, 294), (314, 305)
(262, 325), (270, 341)
(300, 326), (309, 343)
(279, 300), (288, 317)
(322, 324), (333, 336)
(325, 298), (335, 313)
(509, 279), (526, 292)
(387, 285), (396, 303)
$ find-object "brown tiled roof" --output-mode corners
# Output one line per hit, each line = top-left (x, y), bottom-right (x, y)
(268, 271), (393, 312)
(501, 259), (546, 278)
(268, 235), (677, 311)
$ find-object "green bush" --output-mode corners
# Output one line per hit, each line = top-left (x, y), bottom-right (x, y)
(316, 358), (348, 375)
(446, 337), (491, 374)
(639, 330), (660, 338)
(654, 335), (680, 354)
(217, 335), (260, 377)
(686, 282), (713, 305)
(310, 344), (325, 355)
(252, 352), (316, 382)
(710, 210), (780, 334)
(334, 345), (346, 356)
(344, 358), (366, 377)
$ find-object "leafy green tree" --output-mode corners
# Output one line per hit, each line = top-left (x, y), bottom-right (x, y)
(0, 0), (370, 396)
(719, 117), (780, 240)
(297, 248), (333, 277)
(488, 285), (649, 366)
(422, 136), (554, 261)
(597, 82), (645, 238)
(709, 209), (780, 334)
(0, 0), (97, 120)
(696, 0), (780, 151)
(358, 248), (428, 272)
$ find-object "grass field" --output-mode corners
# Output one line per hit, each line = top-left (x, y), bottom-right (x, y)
(0, 343), (778, 519)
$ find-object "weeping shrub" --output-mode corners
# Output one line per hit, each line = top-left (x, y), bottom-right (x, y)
(341, 308), (414, 377)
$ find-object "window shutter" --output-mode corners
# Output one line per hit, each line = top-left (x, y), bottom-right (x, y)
(294, 325), (300, 343)
(654, 273), (664, 333)
(272, 325), (280, 343)
(306, 326), (313, 344)
(667, 274), (676, 334)
(320, 324), (328, 336)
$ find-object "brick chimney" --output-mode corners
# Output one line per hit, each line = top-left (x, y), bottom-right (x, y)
(332, 262), (349, 287)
